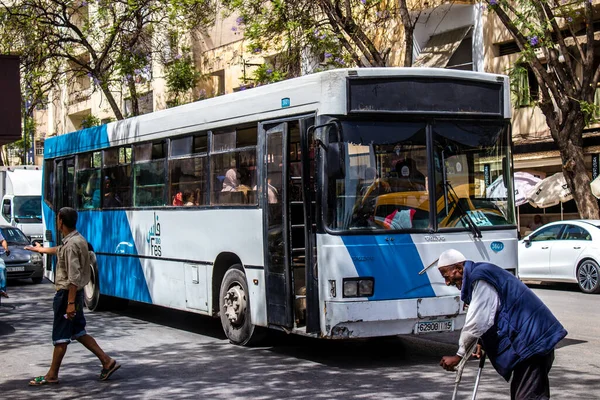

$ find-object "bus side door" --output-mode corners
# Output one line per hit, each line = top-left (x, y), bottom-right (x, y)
(262, 122), (293, 328)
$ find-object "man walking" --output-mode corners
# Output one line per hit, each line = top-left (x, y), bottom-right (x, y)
(437, 249), (566, 399)
(25, 207), (120, 385)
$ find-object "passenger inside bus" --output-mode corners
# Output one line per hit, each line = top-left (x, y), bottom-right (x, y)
(193, 188), (202, 206)
(172, 191), (183, 206)
(102, 176), (122, 208)
(183, 191), (194, 206)
(82, 174), (100, 209)
(221, 168), (240, 192)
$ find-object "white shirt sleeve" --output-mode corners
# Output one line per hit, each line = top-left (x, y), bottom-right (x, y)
(457, 280), (500, 358)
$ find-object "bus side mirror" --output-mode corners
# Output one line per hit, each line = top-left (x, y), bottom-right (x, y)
(327, 142), (345, 179)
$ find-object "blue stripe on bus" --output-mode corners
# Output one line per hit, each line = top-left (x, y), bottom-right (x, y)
(44, 125), (110, 158)
(341, 234), (435, 300)
(76, 211), (152, 304)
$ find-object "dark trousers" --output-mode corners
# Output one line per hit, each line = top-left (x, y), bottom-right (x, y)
(510, 350), (555, 400)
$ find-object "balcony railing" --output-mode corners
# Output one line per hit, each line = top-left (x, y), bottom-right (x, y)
(68, 87), (92, 105)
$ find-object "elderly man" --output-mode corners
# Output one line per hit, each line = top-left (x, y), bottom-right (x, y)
(437, 249), (566, 400)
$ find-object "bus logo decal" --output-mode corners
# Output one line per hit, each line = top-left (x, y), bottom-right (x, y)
(490, 241), (504, 252)
(147, 212), (162, 257)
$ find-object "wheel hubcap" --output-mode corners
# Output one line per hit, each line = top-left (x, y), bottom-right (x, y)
(223, 284), (246, 325)
(579, 263), (598, 291)
(84, 268), (95, 299)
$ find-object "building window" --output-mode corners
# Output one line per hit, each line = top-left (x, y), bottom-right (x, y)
(211, 70), (225, 96)
(446, 34), (473, 71)
(497, 41), (521, 56)
(511, 65), (539, 107)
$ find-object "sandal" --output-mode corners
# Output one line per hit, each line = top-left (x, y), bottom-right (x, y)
(99, 360), (121, 381)
(29, 376), (59, 386)
(0, 291), (8, 298)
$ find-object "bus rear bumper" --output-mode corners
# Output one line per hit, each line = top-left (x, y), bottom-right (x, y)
(323, 296), (466, 339)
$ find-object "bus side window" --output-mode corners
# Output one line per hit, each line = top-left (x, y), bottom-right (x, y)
(133, 141), (167, 207)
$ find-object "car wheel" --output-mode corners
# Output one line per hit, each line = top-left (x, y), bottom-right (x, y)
(577, 259), (600, 294)
(31, 277), (43, 284)
(219, 265), (264, 345)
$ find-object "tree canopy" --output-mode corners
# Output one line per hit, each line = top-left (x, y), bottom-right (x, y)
(223, 0), (424, 83)
(0, 0), (216, 120)
(486, 0), (600, 218)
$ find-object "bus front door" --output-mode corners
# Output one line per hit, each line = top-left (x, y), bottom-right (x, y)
(46, 157), (75, 281)
(263, 122), (293, 328)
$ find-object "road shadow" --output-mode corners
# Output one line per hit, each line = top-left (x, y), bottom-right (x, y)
(0, 282), (593, 399)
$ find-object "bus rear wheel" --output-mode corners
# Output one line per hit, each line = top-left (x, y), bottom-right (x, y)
(219, 266), (262, 345)
(84, 260), (104, 311)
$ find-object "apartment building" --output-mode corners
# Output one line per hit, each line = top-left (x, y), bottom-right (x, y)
(32, 1), (600, 226)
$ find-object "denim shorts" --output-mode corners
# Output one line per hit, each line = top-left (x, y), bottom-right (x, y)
(52, 289), (87, 345)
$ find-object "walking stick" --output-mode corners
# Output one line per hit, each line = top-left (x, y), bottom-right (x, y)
(451, 341), (478, 400)
(471, 350), (487, 400)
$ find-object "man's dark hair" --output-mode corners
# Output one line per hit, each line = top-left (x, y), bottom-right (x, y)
(58, 207), (78, 229)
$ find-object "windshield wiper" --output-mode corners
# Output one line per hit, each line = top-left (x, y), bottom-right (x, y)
(444, 180), (482, 239)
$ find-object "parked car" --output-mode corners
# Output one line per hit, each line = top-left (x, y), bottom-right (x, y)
(518, 220), (600, 294)
(0, 225), (44, 284)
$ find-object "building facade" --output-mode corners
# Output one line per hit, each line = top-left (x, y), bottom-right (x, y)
(31, 1), (600, 230)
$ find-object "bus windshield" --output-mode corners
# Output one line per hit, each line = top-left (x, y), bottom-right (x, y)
(325, 119), (516, 232)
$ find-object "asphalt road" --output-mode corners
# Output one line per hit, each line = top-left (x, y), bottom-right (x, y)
(0, 280), (598, 399)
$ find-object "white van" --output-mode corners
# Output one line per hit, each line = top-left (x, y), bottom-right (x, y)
(0, 166), (43, 243)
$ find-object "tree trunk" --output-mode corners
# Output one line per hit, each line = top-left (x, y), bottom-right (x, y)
(403, 28), (414, 67)
(127, 78), (140, 116)
(557, 128), (600, 220)
(99, 82), (124, 120)
(398, 0), (413, 67)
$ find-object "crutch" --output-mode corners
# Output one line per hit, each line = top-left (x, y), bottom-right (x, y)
(451, 341), (478, 400)
(470, 350), (487, 400)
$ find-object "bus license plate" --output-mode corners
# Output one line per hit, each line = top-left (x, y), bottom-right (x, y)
(6, 266), (25, 272)
(415, 319), (453, 334)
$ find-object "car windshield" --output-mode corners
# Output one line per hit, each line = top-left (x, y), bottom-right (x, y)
(0, 227), (30, 245)
(325, 119), (516, 232)
(13, 196), (42, 222)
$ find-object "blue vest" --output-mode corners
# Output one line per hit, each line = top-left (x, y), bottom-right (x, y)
(461, 261), (567, 381)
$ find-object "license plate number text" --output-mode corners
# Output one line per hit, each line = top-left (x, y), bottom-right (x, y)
(416, 319), (453, 334)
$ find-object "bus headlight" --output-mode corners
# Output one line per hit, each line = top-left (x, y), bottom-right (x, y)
(343, 278), (374, 298)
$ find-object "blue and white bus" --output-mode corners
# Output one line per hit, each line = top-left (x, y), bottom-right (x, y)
(42, 68), (517, 344)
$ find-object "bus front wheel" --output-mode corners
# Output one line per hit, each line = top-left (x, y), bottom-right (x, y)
(219, 266), (262, 345)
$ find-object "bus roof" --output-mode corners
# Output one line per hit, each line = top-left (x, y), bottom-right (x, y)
(44, 68), (510, 159)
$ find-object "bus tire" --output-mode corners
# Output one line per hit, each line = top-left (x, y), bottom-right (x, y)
(219, 266), (263, 346)
(84, 257), (105, 311)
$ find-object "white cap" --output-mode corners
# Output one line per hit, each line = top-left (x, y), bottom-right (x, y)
(438, 249), (466, 268)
